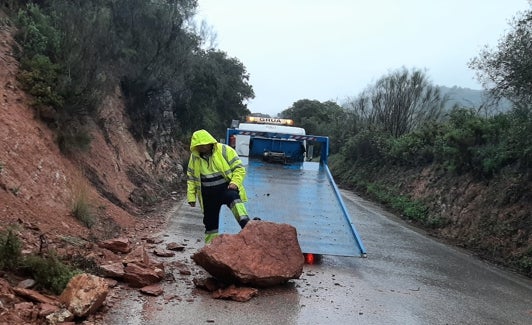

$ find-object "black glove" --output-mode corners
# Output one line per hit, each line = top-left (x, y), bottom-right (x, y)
(239, 217), (250, 229)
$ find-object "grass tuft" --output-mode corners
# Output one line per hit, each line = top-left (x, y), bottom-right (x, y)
(71, 174), (95, 228)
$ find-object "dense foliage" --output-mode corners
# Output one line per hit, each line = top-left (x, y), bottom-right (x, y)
(469, 9), (532, 107)
(279, 61), (531, 178)
(278, 9), (531, 276)
(10, 0), (254, 149)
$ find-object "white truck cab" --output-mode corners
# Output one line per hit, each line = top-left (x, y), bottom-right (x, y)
(232, 116), (306, 157)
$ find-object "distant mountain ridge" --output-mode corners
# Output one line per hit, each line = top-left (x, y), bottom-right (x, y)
(253, 86), (511, 118)
(438, 85), (512, 112)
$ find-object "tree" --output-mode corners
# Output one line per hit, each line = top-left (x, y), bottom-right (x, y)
(178, 49), (254, 137)
(280, 99), (328, 135)
(112, 0), (201, 138)
(280, 99), (355, 153)
(12, 0), (253, 144)
(49, 0), (116, 116)
(345, 67), (446, 138)
(469, 9), (532, 106)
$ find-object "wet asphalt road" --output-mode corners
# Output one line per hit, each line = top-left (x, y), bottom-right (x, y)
(104, 190), (532, 325)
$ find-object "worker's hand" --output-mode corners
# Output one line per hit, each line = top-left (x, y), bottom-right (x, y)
(188, 201), (196, 207)
(228, 183), (238, 190)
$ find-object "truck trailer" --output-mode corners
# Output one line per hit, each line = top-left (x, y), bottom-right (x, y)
(220, 116), (367, 257)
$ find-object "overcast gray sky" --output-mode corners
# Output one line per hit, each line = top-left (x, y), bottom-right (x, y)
(196, 0), (531, 116)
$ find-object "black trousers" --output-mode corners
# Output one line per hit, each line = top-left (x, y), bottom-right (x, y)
(201, 184), (240, 232)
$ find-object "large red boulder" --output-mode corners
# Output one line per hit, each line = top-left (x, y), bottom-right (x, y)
(59, 274), (109, 318)
(192, 221), (304, 287)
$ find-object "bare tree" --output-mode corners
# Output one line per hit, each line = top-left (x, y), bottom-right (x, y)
(346, 67), (446, 137)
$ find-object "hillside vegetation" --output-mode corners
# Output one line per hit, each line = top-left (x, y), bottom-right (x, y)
(279, 9), (531, 276)
(4, 0), (253, 145)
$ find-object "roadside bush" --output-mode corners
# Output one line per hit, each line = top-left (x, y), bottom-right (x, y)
(0, 228), (22, 271)
(1, 229), (80, 294)
(387, 126), (439, 166)
(22, 253), (80, 295)
(432, 108), (482, 173)
(0, 229), (80, 294)
(468, 113), (517, 176)
(342, 106), (530, 178)
(472, 143), (510, 176)
(432, 107), (531, 177)
(328, 153), (352, 178)
(503, 105), (532, 170)
(516, 251), (532, 277)
(342, 130), (389, 163)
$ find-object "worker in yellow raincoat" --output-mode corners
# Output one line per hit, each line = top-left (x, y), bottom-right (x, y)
(186, 129), (251, 244)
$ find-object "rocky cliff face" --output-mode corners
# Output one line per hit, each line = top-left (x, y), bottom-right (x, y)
(0, 17), (192, 323)
(0, 21), (186, 246)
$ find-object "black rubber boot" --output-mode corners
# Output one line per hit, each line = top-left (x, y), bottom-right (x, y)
(239, 217), (250, 229)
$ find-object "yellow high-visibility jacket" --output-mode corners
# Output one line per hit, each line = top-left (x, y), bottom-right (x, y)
(186, 129), (248, 211)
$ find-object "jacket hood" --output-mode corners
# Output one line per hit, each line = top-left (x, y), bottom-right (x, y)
(190, 129), (218, 153)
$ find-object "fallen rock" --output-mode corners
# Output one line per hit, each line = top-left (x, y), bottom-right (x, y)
(193, 277), (223, 292)
(123, 245), (163, 269)
(119, 244), (166, 287)
(139, 284), (164, 296)
(98, 237), (132, 254)
(212, 285), (258, 302)
(17, 279), (36, 289)
(14, 301), (36, 320)
(144, 236), (164, 244)
(99, 262), (125, 278)
(166, 242), (185, 251)
(14, 301), (34, 310)
(45, 308), (74, 324)
(0, 277), (14, 295)
(38, 303), (60, 317)
(0, 312), (25, 325)
(153, 249), (175, 257)
(12, 287), (58, 305)
(103, 278), (119, 288)
(59, 274), (109, 318)
(192, 221), (304, 287)
(123, 262), (165, 288)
